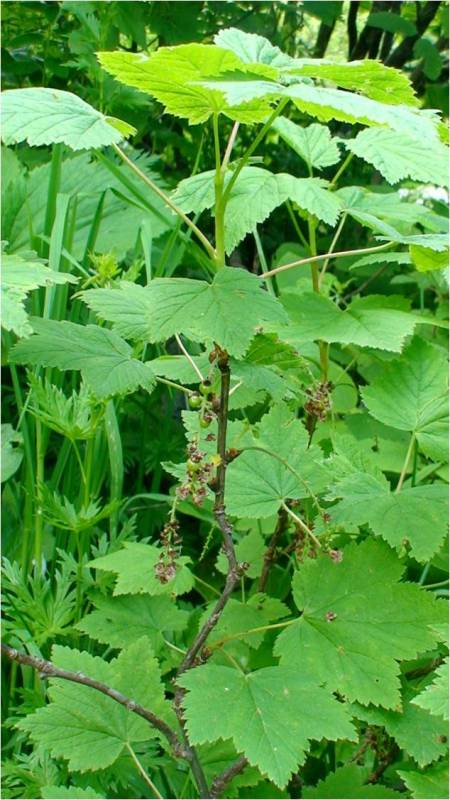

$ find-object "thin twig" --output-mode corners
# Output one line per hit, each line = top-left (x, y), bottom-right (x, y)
(261, 242), (393, 279)
(175, 334), (205, 382)
(1, 643), (184, 757)
(342, 264), (389, 303)
(318, 213), (347, 286)
(221, 121), (240, 173)
(395, 434), (416, 493)
(127, 743), (163, 799)
(112, 144), (215, 260)
(258, 508), (288, 592)
(282, 502), (322, 549)
(210, 755), (249, 798)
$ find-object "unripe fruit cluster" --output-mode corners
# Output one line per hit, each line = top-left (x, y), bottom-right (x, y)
(176, 441), (216, 507)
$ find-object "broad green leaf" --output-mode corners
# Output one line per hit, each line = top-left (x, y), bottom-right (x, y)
(345, 128), (449, 187)
(77, 594), (188, 649)
(5, 152), (172, 260)
(328, 472), (448, 562)
(18, 638), (173, 772)
(9, 319), (156, 399)
(272, 118), (341, 170)
(274, 539), (445, 708)
(410, 245), (449, 272)
(178, 664), (356, 788)
(289, 59), (418, 106)
(2, 251), (77, 338)
(216, 530), (266, 579)
(350, 252), (412, 270)
(361, 338), (448, 461)
(196, 595), (288, 654)
(337, 187), (448, 235)
(42, 788), (104, 799)
(376, 233), (449, 251)
(225, 404), (329, 518)
(275, 293), (442, 353)
(276, 175), (343, 226)
(214, 27), (295, 69)
(398, 761), (449, 799)
(88, 541), (194, 596)
(366, 10), (416, 37)
(80, 268), (287, 359)
(414, 38), (443, 81)
(200, 77), (440, 143)
(353, 697), (448, 767)
(303, 764), (404, 798)
(412, 660), (449, 721)
(1, 424), (23, 483)
(174, 167), (342, 251)
(1, 88), (133, 150)
(98, 45), (274, 125)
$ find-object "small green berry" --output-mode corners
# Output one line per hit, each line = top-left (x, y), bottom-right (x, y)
(199, 416), (211, 428)
(188, 393), (202, 410)
(199, 380), (211, 396)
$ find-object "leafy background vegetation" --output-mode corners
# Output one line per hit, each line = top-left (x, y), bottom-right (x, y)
(1, 2), (449, 800)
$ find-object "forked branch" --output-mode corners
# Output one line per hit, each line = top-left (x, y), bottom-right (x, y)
(1, 643), (184, 757)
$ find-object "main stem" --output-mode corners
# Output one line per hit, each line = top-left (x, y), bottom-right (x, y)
(112, 143), (215, 261)
(308, 217), (328, 382)
(213, 114), (226, 268)
(222, 98), (289, 205)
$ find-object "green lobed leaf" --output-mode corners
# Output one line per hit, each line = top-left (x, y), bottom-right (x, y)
(214, 27), (295, 70)
(328, 473), (448, 563)
(42, 788), (104, 799)
(272, 118), (341, 170)
(97, 45), (275, 125)
(18, 638), (173, 772)
(80, 268), (287, 359)
(361, 337), (448, 462)
(1, 423), (23, 483)
(9, 318), (156, 400)
(1, 88), (134, 150)
(77, 594), (188, 650)
(353, 696), (448, 768)
(200, 77), (440, 143)
(88, 541), (194, 596)
(410, 245), (449, 272)
(345, 128), (449, 187)
(274, 292), (443, 353)
(225, 403), (329, 518)
(274, 539), (446, 708)
(288, 58), (419, 106)
(398, 761), (449, 799)
(178, 664), (356, 788)
(2, 251), (77, 338)
(173, 166), (342, 251)
(412, 660), (449, 721)
(303, 764), (404, 798)
(376, 233), (449, 251)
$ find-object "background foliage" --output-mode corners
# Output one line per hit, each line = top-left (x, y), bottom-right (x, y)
(1, 2), (449, 800)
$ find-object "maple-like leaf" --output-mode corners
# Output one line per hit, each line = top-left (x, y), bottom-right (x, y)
(274, 539), (446, 708)
(81, 268), (287, 359)
(178, 664), (356, 788)
(361, 337), (448, 462)
(18, 639), (173, 772)
(9, 319), (156, 399)
(88, 542), (193, 596)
